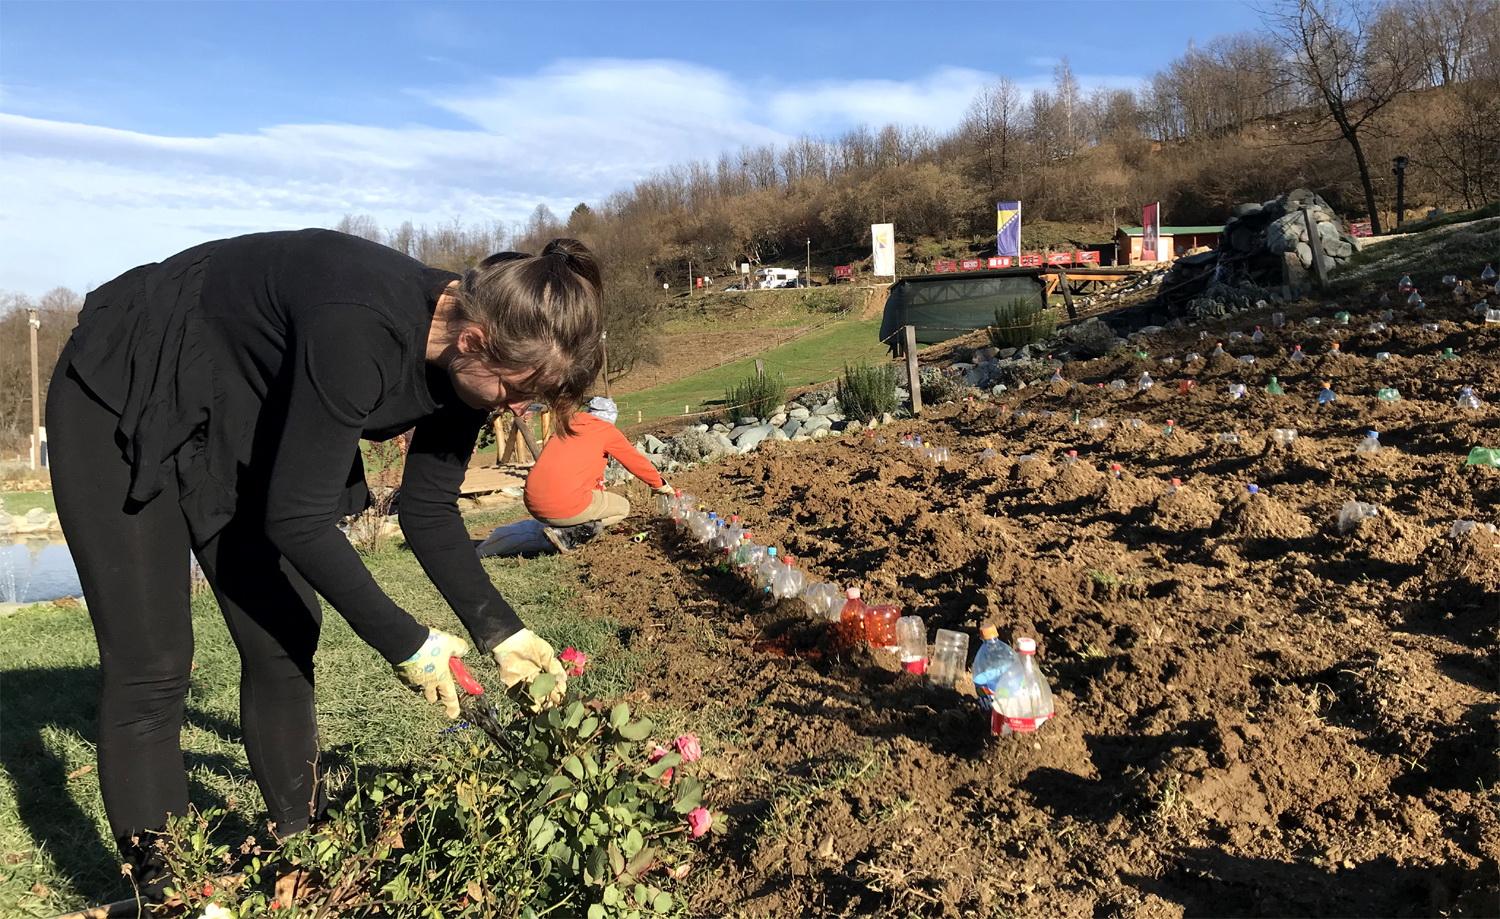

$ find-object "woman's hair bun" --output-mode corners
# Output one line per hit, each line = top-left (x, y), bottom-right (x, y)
(540, 238), (601, 290)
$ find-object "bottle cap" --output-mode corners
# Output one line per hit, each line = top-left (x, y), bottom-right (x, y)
(1016, 637), (1037, 653)
(846, 587), (861, 599)
(767, 547), (777, 557)
(979, 624), (998, 640)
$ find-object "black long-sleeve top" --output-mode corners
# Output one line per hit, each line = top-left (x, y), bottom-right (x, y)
(66, 229), (523, 662)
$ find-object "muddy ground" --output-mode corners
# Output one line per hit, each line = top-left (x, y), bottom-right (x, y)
(574, 289), (1498, 918)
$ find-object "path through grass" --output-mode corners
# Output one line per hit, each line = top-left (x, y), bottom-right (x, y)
(0, 517), (640, 916)
(613, 317), (889, 425)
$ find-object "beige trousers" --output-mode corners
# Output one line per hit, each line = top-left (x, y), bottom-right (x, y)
(540, 490), (631, 528)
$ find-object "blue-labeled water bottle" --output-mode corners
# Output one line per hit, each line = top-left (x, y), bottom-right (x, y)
(971, 625), (1016, 714)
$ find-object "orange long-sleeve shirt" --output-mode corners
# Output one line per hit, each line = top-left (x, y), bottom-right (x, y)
(523, 413), (666, 520)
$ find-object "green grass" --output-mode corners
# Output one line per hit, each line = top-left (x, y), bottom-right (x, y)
(0, 491), (55, 516)
(613, 317), (889, 425)
(0, 514), (641, 915)
(661, 287), (863, 334)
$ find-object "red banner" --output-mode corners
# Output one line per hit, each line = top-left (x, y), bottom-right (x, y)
(1348, 220), (1372, 238)
(1018, 252), (1043, 268)
(959, 258), (982, 271)
(1142, 202), (1161, 261)
(933, 259), (957, 273)
(986, 256), (1013, 269)
(1045, 251), (1073, 266)
(1075, 250), (1100, 264)
(834, 265), (853, 278)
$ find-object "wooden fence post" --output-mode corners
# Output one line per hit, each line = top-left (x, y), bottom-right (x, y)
(1300, 206), (1329, 289)
(755, 358), (765, 379)
(904, 324), (923, 415)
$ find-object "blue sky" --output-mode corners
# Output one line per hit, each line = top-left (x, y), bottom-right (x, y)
(0, 0), (1264, 294)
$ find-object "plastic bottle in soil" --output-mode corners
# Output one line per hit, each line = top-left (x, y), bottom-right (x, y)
(1228, 383), (1248, 400)
(1137, 371), (1154, 391)
(972, 626), (1017, 713)
(1087, 418), (1108, 432)
(1376, 351), (1392, 361)
(1486, 308), (1500, 324)
(1338, 500), (1381, 533)
(1272, 312), (1286, 328)
(1061, 449), (1079, 465)
(1237, 354), (1257, 365)
(754, 547), (780, 590)
(1422, 322), (1441, 333)
(1289, 344), (1306, 363)
(772, 557), (806, 600)
(837, 588), (871, 651)
(1167, 477), (1183, 494)
(1408, 291), (1425, 309)
(991, 637), (1054, 736)
(896, 616), (928, 674)
(1335, 311), (1351, 325)
(1442, 347), (1458, 360)
(1211, 341), (1227, 358)
(928, 629), (969, 688)
(1481, 264), (1497, 283)
(864, 604), (901, 652)
(1457, 386), (1481, 409)
(1252, 326), (1266, 343)
(1162, 419), (1177, 437)
(1317, 382), (1337, 405)
(1272, 427), (1297, 447)
(1049, 367), (1065, 384)
(1356, 430), (1381, 455)
(1398, 275), (1414, 292)
(1219, 432), (1240, 444)
(1265, 376), (1285, 395)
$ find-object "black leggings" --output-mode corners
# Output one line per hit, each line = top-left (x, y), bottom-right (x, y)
(49, 354), (324, 843)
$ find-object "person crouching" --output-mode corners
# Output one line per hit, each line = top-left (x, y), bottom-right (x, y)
(524, 397), (672, 551)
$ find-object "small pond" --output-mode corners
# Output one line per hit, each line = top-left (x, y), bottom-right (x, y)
(1, 539), (84, 604)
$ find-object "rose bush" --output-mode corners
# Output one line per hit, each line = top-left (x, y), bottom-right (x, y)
(159, 673), (711, 917)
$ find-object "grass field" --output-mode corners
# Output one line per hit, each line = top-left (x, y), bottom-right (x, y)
(612, 316), (890, 425)
(1, 491), (56, 516)
(0, 521), (642, 916)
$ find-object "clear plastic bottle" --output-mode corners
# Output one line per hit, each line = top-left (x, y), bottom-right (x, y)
(1272, 312), (1286, 328)
(1328, 341), (1342, 356)
(972, 626), (1017, 713)
(1061, 449), (1080, 465)
(754, 547), (780, 590)
(1272, 427), (1298, 446)
(1481, 263), (1497, 283)
(1338, 500), (1381, 533)
(928, 629), (969, 688)
(991, 637), (1054, 736)
(1289, 344), (1306, 363)
(1376, 386), (1400, 402)
(1398, 274), (1414, 293)
(896, 616), (928, 674)
(1356, 430), (1380, 455)
(1211, 341), (1227, 358)
(1251, 325), (1266, 344)
(1162, 419), (1177, 437)
(1317, 382), (1337, 405)
(1265, 376), (1285, 395)
(1375, 351), (1392, 361)
(1457, 386), (1481, 409)
(1334, 311), (1351, 325)
(1137, 371), (1155, 391)
(1441, 347), (1458, 360)
(1219, 432), (1240, 444)
(1049, 367), (1065, 384)
(772, 557), (806, 600)
(1228, 383), (1248, 400)
(1237, 354), (1257, 365)
(1087, 418), (1108, 432)
(1109, 378), (1128, 391)
(1108, 462), (1124, 478)
(1408, 291), (1425, 309)
(1167, 477), (1183, 495)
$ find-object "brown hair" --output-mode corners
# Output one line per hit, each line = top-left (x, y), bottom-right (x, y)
(454, 238), (604, 431)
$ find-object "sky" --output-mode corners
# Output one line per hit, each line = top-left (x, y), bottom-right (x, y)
(0, 0), (1264, 295)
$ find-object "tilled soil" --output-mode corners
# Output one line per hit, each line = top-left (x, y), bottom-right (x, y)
(572, 292), (1498, 918)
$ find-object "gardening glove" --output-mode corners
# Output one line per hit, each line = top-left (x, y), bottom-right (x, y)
(491, 628), (568, 706)
(394, 628), (469, 719)
(654, 482), (676, 496)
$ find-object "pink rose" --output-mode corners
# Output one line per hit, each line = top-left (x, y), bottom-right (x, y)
(559, 647), (588, 677)
(647, 745), (670, 764)
(686, 807), (712, 839)
(674, 733), (702, 763)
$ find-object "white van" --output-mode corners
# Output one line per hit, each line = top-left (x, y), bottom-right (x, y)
(755, 267), (800, 289)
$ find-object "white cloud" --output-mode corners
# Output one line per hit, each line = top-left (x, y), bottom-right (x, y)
(0, 57), (1143, 295)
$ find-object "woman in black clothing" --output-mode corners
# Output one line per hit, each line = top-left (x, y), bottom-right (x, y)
(49, 229), (597, 895)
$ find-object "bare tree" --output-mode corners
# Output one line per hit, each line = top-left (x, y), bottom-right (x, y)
(1266, 0), (1421, 233)
(334, 213), (383, 241)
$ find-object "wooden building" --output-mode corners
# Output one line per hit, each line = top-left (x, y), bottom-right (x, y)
(1114, 225), (1224, 265)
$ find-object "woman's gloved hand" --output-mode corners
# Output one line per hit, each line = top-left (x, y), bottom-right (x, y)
(394, 628), (469, 719)
(492, 628), (568, 706)
(654, 482), (675, 496)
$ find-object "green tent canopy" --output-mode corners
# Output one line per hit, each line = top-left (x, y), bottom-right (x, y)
(879, 269), (1049, 351)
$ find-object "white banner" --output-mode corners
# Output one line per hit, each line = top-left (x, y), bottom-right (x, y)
(871, 223), (895, 277)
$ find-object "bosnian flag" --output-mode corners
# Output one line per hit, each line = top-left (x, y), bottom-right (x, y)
(996, 201), (1021, 258)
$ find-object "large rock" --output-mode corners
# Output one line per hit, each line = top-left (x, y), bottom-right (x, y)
(813, 401), (841, 417)
(768, 412), (788, 427)
(782, 418), (803, 439)
(1295, 242), (1314, 268)
(801, 415), (833, 434)
(733, 424), (775, 452)
(788, 406), (811, 420)
(642, 434), (666, 454)
(668, 429), (729, 463)
(770, 427), (790, 441)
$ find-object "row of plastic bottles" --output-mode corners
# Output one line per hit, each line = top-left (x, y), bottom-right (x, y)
(898, 434), (950, 463)
(657, 492), (1054, 736)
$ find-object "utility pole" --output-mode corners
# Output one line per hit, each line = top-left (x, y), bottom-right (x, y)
(806, 238), (811, 284)
(27, 309), (39, 469)
(687, 259), (692, 296)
